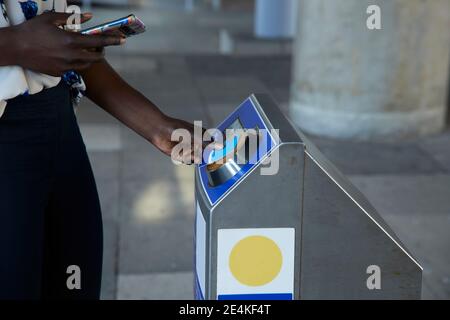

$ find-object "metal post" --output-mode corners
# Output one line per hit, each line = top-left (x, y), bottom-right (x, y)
(185, 0), (194, 13)
(254, 0), (298, 38)
(212, 0), (221, 11)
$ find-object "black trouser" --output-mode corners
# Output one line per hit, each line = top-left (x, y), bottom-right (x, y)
(0, 82), (103, 299)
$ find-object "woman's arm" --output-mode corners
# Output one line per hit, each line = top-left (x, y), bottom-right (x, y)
(79, 59), (200, 160)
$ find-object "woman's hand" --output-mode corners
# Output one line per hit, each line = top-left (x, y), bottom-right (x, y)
(7, 12), (124, 76)
(152, 116), (205, 165)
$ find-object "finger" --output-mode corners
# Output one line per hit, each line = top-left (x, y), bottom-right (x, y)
(74, 49), (105, 63)
(42, 12), (91, 27)
(80, 12), (93, 24)
(41, 12), (70, 25)
(71, 33), (125, 49)
(70, 61), (92, 71)
(211, 140), (224, 149)
(193, 149), (203, 164)
(192, 141), (205, 164)
(66, 13), (92, 31)
(193, 143), (204, 164)
(103, 29), (126, 38)
(201, 140), (223, 156)
(41, 12), (72, 26)
(182, 152), (193, 165)
(176, 141), (194, 165)
(172, 149), (187, 165)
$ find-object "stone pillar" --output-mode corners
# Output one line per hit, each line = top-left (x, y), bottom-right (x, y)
(289, 0), (450, 140)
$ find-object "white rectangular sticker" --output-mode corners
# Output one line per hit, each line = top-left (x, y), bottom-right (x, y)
(217, 228), (295, 300)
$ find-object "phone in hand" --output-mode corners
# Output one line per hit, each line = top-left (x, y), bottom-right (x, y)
(81, 14), (146, 37)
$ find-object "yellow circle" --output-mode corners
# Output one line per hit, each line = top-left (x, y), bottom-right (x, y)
(229, 235), (282, 286)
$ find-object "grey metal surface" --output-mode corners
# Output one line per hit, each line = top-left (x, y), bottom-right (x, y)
(298, 130), (418, 251)
(250, 94), (303, 144)
(300, 152), (422, 299)
(195, 94), (422, 299)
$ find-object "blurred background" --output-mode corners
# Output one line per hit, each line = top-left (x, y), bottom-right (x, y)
(72, 0), (450, 299)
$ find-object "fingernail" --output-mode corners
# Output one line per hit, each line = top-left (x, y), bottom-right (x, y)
(120, 38), (126, 45)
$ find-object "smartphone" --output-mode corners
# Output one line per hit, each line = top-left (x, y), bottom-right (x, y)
(81, 14), (146, 37)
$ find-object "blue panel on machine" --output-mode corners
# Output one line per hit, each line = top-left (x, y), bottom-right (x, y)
(197, 97), (278, 205)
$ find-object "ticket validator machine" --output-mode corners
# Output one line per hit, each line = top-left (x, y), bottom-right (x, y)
(194, 94), (422, 300)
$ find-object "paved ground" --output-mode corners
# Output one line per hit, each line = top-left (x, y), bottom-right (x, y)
(76, 1), (450, 299)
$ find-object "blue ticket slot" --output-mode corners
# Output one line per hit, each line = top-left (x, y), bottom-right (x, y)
(198, 97), (278, 205)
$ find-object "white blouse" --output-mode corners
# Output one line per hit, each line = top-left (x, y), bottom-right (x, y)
(0, 0), (85, 117)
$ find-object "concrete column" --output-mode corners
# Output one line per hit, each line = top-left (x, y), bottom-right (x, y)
(289, 0), (450, 140)
(255, 0), (298, 38)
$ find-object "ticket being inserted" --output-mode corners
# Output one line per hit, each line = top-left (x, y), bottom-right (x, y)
(207, 135), (240, 164)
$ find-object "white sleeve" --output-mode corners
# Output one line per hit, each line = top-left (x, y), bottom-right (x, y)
(0, 0), (29, 113)
(0, 66), (29, 117)
(0, 0), (62, 115)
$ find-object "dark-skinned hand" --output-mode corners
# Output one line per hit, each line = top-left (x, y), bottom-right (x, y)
(10, 12), (124, 76)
